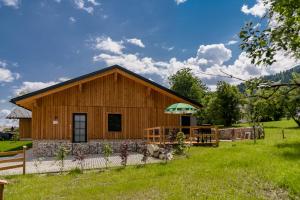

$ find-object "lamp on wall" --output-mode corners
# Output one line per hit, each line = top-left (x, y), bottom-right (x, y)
(53, 116), (58, 125)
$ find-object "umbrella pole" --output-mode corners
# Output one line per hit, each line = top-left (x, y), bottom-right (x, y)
(180, 114), (182, 132)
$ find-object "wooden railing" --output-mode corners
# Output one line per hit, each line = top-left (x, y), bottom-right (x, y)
(144, 126), (219, 147)
(0, 146), (27, 175)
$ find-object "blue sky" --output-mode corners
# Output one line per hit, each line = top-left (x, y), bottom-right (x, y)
(0, 0), (298, 126)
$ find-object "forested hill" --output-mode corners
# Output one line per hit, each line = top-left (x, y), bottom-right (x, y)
(263, 65), (300, 83)
(238, 65), (300, 92)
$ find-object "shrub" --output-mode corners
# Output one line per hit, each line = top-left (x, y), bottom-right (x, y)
(141, 144), (150, 165)
(69, 167), (82, 175)
(33, 157), (44, 173)
(174, 132), (186, 155)
(167, 130), (177, 143)
(120, 142), (129, 167)
(103, 143), (113, 169)
(55, 146), (69, 174)
(73, 150), (86, 172)
(11, 133), (19, 142)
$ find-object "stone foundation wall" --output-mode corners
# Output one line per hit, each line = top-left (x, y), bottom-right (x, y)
(33, 139), (145, 157)
(219, 126), (263, 140)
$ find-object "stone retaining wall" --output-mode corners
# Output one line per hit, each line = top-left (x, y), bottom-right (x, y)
(218, 126), (263, 140)
(33, 139), (145, 157)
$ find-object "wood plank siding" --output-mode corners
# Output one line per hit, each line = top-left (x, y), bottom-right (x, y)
(19, 119), (32, 139)
(12, 66), (202, 141)
(31, 73), (181, 140)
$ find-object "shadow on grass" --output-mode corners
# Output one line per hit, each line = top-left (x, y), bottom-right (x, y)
(265, 126), (300, 129)
(115, 166), (126, 172)
(276, 142), (300, 160)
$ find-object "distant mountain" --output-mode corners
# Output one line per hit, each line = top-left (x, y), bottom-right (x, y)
(238, 65), (300, 92)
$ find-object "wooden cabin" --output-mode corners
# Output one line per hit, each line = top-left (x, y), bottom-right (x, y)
(6, 107), (32, 140)
(10, 65), (202, 156)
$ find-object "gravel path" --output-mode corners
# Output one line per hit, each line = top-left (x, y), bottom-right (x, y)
(0, 149), (161, 175)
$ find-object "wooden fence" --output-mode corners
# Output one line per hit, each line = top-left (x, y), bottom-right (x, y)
(0, 146), (27, 175)
(144, 126), (219, 147)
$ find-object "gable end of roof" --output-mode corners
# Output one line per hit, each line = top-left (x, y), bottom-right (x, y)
(10, 65), (203, 108)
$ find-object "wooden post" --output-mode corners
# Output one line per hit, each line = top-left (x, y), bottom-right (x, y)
(23, 146), (27, 175)
(215, 127), (219, 147)
(159, 127), (161, 145)
(152, 130), (154, 143)
(0, 180), (8, 200)
(147, 130), (149, 143)
(282, 129), (285, 139)
(162, 127), (165, 145)
(189, 127), (192, 145)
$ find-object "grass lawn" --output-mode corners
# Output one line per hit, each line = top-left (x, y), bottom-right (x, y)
(0, 141), (32, 152)
(1, 120), (300, 200)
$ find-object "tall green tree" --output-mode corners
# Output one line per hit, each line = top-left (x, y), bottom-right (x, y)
(209, 81), (241, 127)
(281, 73), (300, 126)
(168, 68), (207, 103)
(240, 0), (300, 66)
(251, 89), (285, 122)
(196, 91), (214, 125)
(239, 0), (300, 127)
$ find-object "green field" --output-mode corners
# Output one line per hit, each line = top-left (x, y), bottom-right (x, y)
(0, 141), (32, 152)
(2, 120), (300, 200)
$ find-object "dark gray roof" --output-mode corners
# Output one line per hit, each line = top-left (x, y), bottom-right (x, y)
(6, 107), (32, 119)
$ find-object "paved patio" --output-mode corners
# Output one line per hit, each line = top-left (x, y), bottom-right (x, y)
(0, 149), (161, 176)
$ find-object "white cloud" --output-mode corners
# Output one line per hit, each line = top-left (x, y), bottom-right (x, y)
(0, 59), (20, 82)
(54, 0), (61, 3)
(74, 0), (99, 14)
(0, 68), (15, 82)
(241, 0), (268, 17)
(58, 77), (70, 82)
(175, 0), (187, 5)
(94, 53), (161, 75)
(226, 40), (238, 46)
(14, 77), (71, 96)
(195, 44), (232, 66)
(265, 51), (300, 74)
(94, 36), (124, 54)
(0, 109), (17, 128)
(0, 0), (20, 8)
(94, 41), (233, 83)
(69, 16), (76, 23)
(126, 38), (145, 48)
(87, 0), (100, 6)
(162, 45), (174, 51)
(253, 23), (261, 29)
(93, 37), (299, 87)
(0, 60), (7, 68)
(0, 99), (6, 103)
(0, 68), (19, 82)
(15, 73), (20, 80)
(213, 51), (299, 85)
(14, 81), (58, 96)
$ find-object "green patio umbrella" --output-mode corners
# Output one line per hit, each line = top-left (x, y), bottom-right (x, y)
(164, 103), (198, 114)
